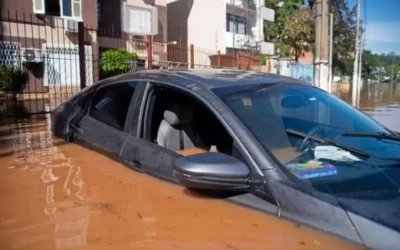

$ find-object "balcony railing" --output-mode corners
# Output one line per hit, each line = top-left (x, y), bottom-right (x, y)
(225, 0), (275, 22)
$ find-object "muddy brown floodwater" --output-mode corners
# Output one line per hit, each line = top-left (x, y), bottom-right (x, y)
(334, 82), (400, 132)
(3, 81), (400, 250)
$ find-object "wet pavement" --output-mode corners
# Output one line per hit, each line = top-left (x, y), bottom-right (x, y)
(0, 82), (399, 250)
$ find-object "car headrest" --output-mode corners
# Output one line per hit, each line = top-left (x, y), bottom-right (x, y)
(163, 103), (194, 126)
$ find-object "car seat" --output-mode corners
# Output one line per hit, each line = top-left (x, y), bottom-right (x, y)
(157, 103), (206, 152)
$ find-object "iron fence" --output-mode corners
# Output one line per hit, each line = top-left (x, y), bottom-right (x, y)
(0, 10), (272, 118)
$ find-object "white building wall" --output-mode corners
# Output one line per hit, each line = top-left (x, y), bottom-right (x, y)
(187, 0), (226, 53)
(127, 0), (167, 7)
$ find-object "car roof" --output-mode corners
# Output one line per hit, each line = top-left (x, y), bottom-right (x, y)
(110, 68), (309, 89)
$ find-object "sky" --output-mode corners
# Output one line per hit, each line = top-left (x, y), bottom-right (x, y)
(347, 0), (400, 55)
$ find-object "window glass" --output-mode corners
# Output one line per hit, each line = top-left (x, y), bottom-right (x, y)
(45, 0), (61, 16)
(146, 86), (245, 161)
(75, 89), (96, 111)
(237, 16), (246, 34)
(214, 84), (400, 231)
(226, 14), (246, 34)
(62, 0), (72, 16)
(227, 14), (236, 33)
(89, 82), (136, 130)
(72, 0), (81, 18)
(34, 0), (45, 14)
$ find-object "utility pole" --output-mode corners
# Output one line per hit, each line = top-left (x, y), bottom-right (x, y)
(314, 0), (330, 91)
(358, 36), (363, 89)
(328, 13), (333, 93)
(352, 0), (361, 105)
(391, 53), (395, 84)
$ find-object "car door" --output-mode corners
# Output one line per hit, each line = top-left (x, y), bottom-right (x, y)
(120, 83), (181, 182)
(72, 81), (139, 157)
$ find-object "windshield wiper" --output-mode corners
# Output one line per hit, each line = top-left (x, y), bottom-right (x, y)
(287, 129), (400, 162)
(341, 131), (400, 142)
(286, 128), (370, 157)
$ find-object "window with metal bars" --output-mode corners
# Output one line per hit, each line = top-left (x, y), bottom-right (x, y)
(33, 0), (82, 20)
(226, 14), (247, 35)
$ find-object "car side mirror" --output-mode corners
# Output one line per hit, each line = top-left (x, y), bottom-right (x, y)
(173, 153), (264, 192)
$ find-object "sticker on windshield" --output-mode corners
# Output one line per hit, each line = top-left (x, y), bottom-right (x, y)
(285, 160), (337, 180)
(95, 97), (111, 110)
(242, 97), (252, 107)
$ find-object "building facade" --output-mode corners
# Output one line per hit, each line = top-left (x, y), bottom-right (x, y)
(167, 0), (275, 56)
(1, 0), (274, 98)
(97, 0), (168, 67)
(0, 0), (98, 93)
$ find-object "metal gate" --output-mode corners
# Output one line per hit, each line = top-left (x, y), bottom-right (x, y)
(44, 45), (93, 88)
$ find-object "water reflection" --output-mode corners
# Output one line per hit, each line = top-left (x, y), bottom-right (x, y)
(0, 116), (100, 249)
(333, 82), (400, 132)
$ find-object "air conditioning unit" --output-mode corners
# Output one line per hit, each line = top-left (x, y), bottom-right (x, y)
(21, 48), (43, 63)
(64, 19), (79, 33)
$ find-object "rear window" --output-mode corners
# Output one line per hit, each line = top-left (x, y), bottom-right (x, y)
(89, 82), (136, 130)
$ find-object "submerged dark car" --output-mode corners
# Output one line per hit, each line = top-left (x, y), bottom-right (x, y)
(51, 69), (400, 250)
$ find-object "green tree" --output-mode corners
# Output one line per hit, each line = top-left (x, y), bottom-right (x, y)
(361, 50), (380, 79)
(264, 0), (304, 57)
(281, 8), (315, 61)
(385, 64), (400, 80)
(331, 2), (358, 76)
(377, 52), (400, 68)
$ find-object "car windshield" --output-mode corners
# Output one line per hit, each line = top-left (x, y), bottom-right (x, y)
(213, 84), (400, 214)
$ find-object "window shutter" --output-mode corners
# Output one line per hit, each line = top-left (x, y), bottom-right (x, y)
(33, 0), (45, 14)
(72, 0), (82, 19)
(122, 3), (158, 36)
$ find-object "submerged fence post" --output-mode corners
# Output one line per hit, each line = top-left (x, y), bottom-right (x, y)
(217, 50), (221, 68)
(78, 22), (86, 90)
(146, 35), (153, 70)
(267, 59), (271, 73)
(190, 44), (194, 69)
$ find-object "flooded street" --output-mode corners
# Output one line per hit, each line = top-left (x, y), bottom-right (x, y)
(334, 82), (400, 132)
(1, 81), (399, 250)
(0, 116), (363, 250)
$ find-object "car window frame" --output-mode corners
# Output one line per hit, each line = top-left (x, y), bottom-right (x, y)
(70, 83), (100, 112)
(137, 81), (263, 175)
(135, 82), (195, 160)
(126, 81), (148, 136)
(86, 80), (140, 133)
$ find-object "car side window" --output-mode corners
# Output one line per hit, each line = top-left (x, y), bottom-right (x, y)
(75, 88), (97, 111)
(89, 82), (136, 131)
(142, 85), (245, 161)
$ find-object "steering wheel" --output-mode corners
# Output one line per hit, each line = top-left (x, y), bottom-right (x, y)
(297, 125), (326, 152)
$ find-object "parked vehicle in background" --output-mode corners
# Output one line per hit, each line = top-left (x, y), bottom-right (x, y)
(52, 69), (400, 250)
